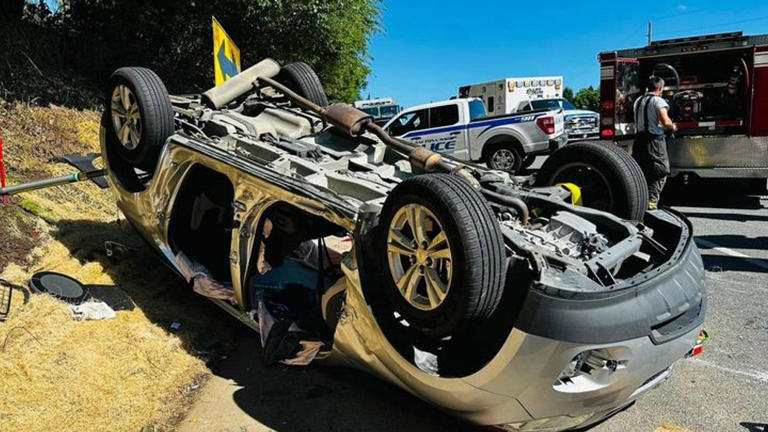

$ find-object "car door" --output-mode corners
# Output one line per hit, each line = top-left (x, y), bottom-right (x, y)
(418, 104), (466, 156)
(386, 108), (429, 143)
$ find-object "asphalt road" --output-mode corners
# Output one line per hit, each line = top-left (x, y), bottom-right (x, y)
(179, 162), (768, 432)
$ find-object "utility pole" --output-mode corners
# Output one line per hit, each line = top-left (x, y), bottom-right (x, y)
(648, 21), (653, 45)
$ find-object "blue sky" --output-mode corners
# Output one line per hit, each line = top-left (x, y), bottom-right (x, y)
(363, 0), (768, 107)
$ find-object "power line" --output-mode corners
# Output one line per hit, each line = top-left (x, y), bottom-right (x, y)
(653, 15), (768, 38)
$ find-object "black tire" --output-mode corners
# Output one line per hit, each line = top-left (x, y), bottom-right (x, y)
(521, 154), (537, 169)
(536, 141), (648, 221)
(107, 67), (174, 172)
(486, 143), (522, 172)
(377, 174), (506, 338)
(277, 62), (329, 107)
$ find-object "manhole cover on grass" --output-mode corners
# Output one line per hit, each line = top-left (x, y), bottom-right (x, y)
(29, 272), (88, 304)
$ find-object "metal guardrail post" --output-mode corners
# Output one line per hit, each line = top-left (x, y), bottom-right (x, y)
(0, 134), (8, 203)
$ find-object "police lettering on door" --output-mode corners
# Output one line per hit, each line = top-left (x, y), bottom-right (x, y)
(423, 136), (457, 153)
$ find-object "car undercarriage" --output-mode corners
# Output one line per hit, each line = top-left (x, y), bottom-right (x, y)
(99, 58), (706, 431)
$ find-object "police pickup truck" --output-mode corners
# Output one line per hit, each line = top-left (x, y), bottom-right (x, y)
(383, 98), (566, 172)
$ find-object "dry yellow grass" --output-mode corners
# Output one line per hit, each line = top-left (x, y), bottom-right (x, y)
(654, 425), (696, 432)
(0, 101), (230, 432)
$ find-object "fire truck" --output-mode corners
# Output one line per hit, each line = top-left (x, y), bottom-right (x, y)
(598, 32), (768, 186)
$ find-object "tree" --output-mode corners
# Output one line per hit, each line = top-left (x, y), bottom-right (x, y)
(562, 87), (574, 105)
(573, 86), (600, 112)
(55, 0), (382, 102)
(0, 0), (25, 22)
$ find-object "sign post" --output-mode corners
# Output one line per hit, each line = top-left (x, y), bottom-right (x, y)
(212, 17), (241, 86)
(0, 134), (7, 203)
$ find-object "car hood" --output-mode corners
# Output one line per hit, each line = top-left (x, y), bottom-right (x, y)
(564, 109), (598, 117)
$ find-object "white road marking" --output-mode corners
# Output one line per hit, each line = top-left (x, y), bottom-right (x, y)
(688, 358), (768, 383)
(694, 238), (768, 272)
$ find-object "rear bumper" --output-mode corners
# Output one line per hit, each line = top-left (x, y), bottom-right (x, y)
(514, 210), (705, 345)
(474, 325), (701, 431)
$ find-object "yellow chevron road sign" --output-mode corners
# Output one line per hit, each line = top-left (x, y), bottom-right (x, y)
(212, 17), (241, 86)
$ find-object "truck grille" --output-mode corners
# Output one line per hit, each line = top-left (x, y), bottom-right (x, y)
(566, 116), (599, 133)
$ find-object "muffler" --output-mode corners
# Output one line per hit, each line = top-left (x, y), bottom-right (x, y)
(202, 58), (281, 109)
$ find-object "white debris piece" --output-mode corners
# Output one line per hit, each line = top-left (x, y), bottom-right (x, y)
(70, 301), (117, 321)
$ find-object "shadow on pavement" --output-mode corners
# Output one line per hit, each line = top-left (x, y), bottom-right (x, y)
(740, 422), (767, 432)
(696, 234), (768, 251)
(218, 335), (481, 432)
(682, 212), (768, 223)
(698, 254), (768, 273)
(52, 218), (481, 432)
(662, 177), (766, 210)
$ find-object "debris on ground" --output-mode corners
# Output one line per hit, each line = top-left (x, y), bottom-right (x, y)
(0, 101), (239, 432)
(70, 300), (116, 320)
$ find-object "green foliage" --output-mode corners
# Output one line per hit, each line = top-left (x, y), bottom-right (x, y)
(5, 0), (381, 105)
(573, 86), (600, 111)
(562, 87), (574, 104)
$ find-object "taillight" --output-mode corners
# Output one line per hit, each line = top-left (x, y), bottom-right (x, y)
(536, 116), (556, 135)
(601, 129), (615, 137)
(601, 101), (615, 111)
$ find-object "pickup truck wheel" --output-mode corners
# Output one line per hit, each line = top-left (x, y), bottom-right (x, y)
(377, 174), (506, 338)
(107, 67), (174, 173)
(486, 145), (522, 172)
(277, 62), (329, 107)
(536, 141), (648, 220)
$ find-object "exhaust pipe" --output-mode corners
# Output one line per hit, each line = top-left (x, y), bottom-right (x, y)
(201, 58), (281, 109)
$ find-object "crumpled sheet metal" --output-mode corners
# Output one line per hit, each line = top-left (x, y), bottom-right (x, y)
(326, 249), (532, 425)
(175, 252), (235, 301)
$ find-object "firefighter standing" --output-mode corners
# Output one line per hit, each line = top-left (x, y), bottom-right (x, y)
(633, 75), (678, 210)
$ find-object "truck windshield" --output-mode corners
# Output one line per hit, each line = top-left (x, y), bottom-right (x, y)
(379, 105), (401, 118)
(468, 99), (486, 120)
(531, 99), (577, 111)
(360, 107), (380, 117)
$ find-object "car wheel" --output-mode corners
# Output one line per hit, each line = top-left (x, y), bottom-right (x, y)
(535, 141), (648, 220)
(277, 62), (329, 107)
(520, 154), (537, 169)
(486, 145), (522, 172)
(377, 174), (506, 338)
(107, 67), (174, 172)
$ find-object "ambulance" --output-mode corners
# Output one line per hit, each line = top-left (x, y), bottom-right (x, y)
(460, 77), (600, 142)
(353, 98), (403, 126)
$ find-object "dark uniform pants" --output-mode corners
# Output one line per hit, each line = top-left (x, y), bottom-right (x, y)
(633, 133), (670, 206)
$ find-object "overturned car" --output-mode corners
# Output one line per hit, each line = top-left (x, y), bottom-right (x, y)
(101, 59), (706, 431)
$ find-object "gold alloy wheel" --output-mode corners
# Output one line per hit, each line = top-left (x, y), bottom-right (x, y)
(386, 203), (453, 311)
(110, 84), (142, 151)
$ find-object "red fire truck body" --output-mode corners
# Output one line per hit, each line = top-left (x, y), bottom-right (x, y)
(599, 32), (768, 181)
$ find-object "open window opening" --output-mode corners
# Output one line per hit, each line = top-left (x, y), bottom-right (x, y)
(244, 202), (351, 365)
(168, 165), (235, 297)
(640, 50), (752, 135)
